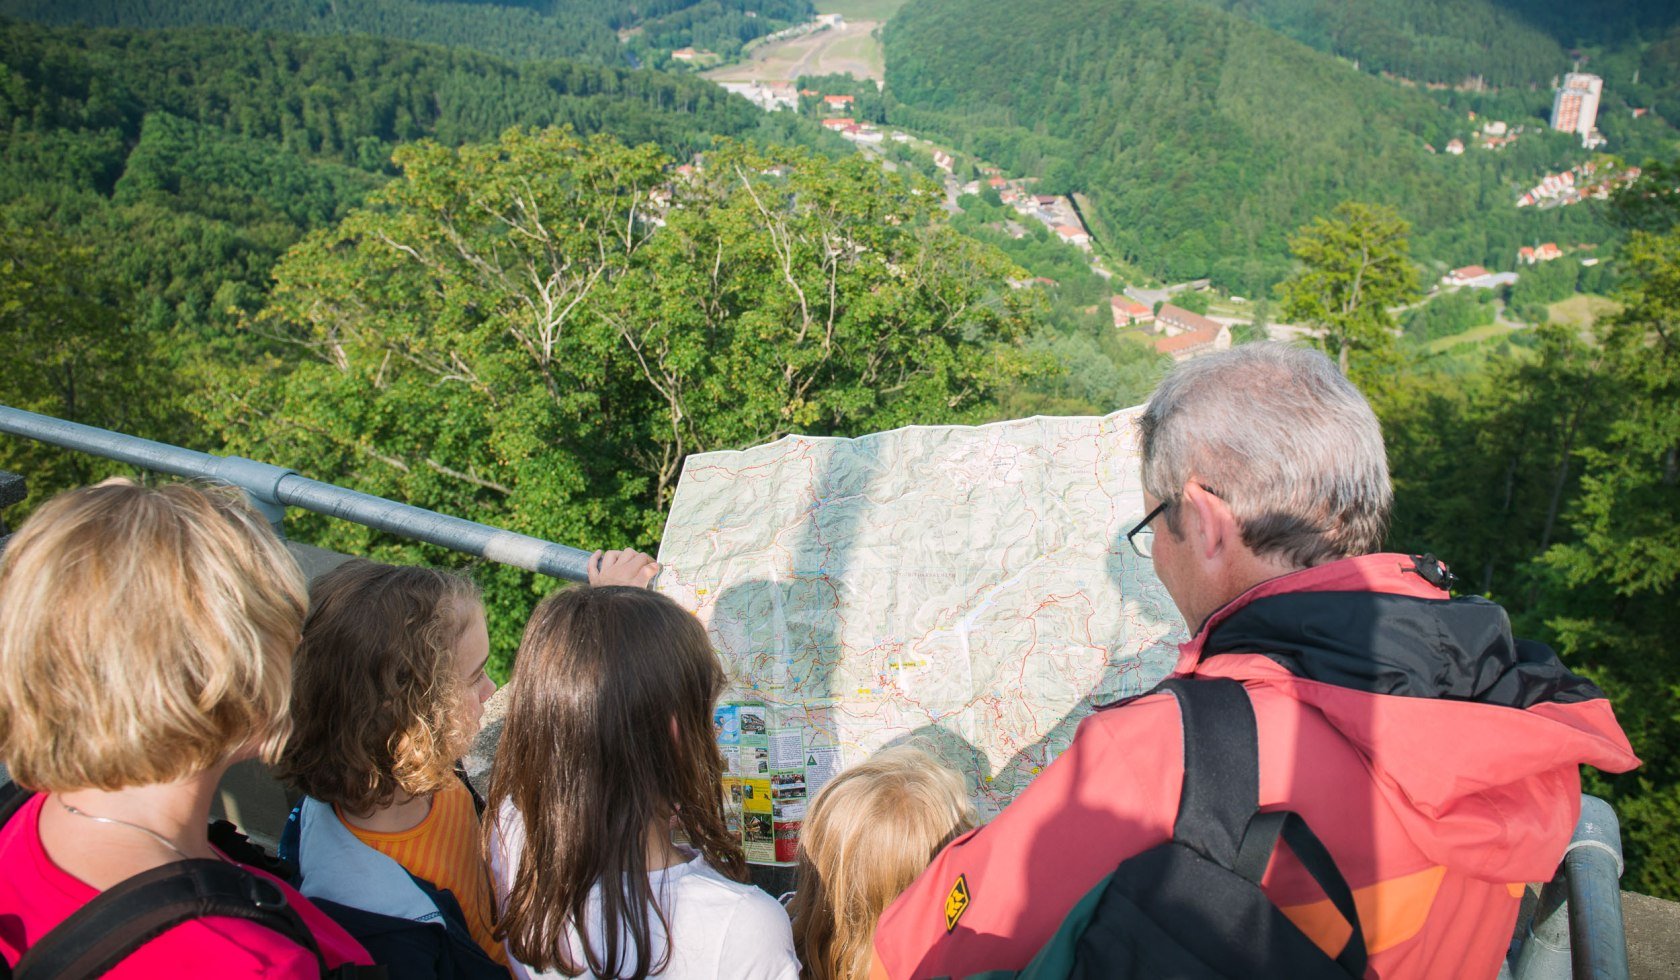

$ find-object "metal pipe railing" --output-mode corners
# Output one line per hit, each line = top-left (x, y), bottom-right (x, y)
(0, 405), (592, 581)
(1511, 794), (1630, 980)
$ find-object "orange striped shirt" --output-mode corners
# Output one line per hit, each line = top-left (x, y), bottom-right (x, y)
(341, 779), (507, 966)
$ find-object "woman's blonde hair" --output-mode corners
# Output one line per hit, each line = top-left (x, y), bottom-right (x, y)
(0, 479), (307, 792)
(276, 558), (482, 814)
(790, 745), (978, 980)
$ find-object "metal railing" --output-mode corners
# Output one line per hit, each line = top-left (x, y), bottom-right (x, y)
(1507, 795), (1630, 980)
(0, 405), (592, 582)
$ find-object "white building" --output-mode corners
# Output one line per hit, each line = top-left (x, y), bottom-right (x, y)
(1551, 73), (1603, 147)
(717, 81), (798, 112)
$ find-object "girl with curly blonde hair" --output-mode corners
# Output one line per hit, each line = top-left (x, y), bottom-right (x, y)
(278, 550), (655, 979)
(277, 557), (509, 979)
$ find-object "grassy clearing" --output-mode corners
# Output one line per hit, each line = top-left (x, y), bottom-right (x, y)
(1205, 298), (1253, 318)
(705, 19), (883, 82)
(1426, 322), (1520, 353)
(1548, 294), (1620, 329)
(823, 28), (884, 76)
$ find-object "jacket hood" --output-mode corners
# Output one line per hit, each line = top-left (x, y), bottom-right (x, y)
(1176, 554), (1639, 882)
(291, 796), (446, 927)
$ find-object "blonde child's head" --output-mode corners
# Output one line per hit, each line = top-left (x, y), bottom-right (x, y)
(791, 745), (978, 980)
(276, 558), (490, 813)
(0, 479), (307, 791)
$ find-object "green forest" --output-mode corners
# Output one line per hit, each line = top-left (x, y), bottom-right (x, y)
(881, 0), (1680, 292)
(0, 3), (1678, 905)
(1204, 0), (1678, 89)
(0, 0), (818, 66)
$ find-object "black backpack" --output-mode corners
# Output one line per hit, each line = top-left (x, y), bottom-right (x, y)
(963, 677), (1369, 980)
(0, 782), (385, 979)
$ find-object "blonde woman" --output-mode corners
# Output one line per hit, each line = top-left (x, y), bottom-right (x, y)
(0, 480), (373, 975)
(790, 746), (978, 980)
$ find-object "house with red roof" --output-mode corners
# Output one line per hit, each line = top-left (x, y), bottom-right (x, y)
(1055, 224), (1090, 248)
(1111, 296), (1154, 328)
(1444, 265), (1490, 285)
(821, 117), (855, 131)
(1152, 304), (1230, 361)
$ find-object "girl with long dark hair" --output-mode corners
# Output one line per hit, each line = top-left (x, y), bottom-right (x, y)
(486, 586), (798, 980)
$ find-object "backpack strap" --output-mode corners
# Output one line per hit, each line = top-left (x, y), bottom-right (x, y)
(0, 782), (380, 979)
(453, 761), (486, 816)
(13, 859), (329, 979)
(1236, 810), (1369, 977)
(0, 781), (32, 829)
(1157, 677), (1256, 866)
(1159, 677), (1368, 977)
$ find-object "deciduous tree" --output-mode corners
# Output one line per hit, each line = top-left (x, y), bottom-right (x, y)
(1276, 201), (1420, 376)
(1532, 163), (1680, 898)
(206, 128), (1035, 658)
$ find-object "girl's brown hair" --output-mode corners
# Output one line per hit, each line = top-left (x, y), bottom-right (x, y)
(790, 745), (978, 980)
(488, 586), (745, 979)
(276, 558), (481, 813)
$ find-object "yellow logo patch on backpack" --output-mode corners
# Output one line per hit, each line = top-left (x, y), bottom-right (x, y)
(944, 874), (971, 933)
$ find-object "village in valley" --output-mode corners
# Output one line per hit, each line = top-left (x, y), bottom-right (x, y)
(693, 15), (1643, 362)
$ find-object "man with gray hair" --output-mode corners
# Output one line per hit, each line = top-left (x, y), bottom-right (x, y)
(873, 343), (1636, 979)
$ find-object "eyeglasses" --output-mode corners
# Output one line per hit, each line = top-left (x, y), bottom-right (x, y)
(1126, 486), (1218, 559)
(1126, 500), (1171, 559)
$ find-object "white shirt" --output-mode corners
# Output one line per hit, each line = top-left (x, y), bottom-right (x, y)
(490, 803), (800, 980)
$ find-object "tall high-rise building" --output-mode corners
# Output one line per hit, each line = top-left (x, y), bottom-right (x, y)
(1551, 73), (1603, 143)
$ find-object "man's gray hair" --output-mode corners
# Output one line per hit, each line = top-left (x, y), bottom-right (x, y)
(1138, 343), (1391, 567)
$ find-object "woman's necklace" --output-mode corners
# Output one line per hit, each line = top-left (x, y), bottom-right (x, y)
(58, 800), (192, 860)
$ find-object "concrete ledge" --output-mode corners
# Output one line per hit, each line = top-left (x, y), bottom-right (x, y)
(1625, 890), (1680, 979)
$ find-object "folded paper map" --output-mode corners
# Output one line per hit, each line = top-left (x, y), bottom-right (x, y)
(657, 411), (1185, 857)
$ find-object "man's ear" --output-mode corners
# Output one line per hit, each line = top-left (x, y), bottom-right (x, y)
(1180, 482), (1235, 561)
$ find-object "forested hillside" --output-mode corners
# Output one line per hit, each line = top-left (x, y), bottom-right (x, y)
(0, 0), (621, 64)
(1374, 163), (1680, 899)
(0, 16), (844, 511)
(1201, 0), (1678, 88)
(0, 0), (817, 66)
(882, 0), (1632, 292)
(0, 18), (814, 171)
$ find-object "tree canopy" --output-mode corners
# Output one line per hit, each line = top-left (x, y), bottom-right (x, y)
(1277, 202), (1421, 375)
(196, 128), (1035, 667)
